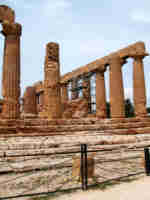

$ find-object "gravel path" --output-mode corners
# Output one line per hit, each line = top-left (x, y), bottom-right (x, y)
(53, 176), (150, 200)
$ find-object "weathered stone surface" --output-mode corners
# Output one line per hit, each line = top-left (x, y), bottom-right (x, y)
(62, 98), (88, 118)
(96, 69), (107, 118)
(72, 154), (95, 180)
(22, 87), (37, 117)
(109, 57), (125, 118)
(82, 79), (91, 113)
(61, 83), (68, 103)
(1, 22), (21, 119)
(0, 5), (15, 23)
(71, 79), (78, 100)
(133, 55), (147, 117)
(43, 42), (62, 119)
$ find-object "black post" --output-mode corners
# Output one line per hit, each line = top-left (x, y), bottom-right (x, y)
(80, 144), (88, 190)
(84, 144), (88, 190)
(144, 147), (150, 176)
(81, 144), (84, 190)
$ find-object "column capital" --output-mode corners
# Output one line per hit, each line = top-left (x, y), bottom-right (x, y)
(95, 65), (107, 74)
(130, 53), (149, 60)
(109, 56), (126, 65)
(1, 22), (22, 37)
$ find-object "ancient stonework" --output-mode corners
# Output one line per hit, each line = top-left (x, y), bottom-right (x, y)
(133, 54), (147, 117)
(0, 5), (15, 23)
(1, 22), (21, 119)
(71, 79), (78, 100)
(22, 87), (37, 117)
(43, 42), (62, 119)
(109, 57), (125, 118)
(61, 83), (68, 103)
(82, 79), (91, 114)
(96, 69), (107, 118)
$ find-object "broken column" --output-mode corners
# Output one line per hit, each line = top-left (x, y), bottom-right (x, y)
(96, 69), (107, 118)
(22, 87), (37, 117)
(133, 54), (147, 117)
(109, 56), (125, 118)
(82, 77), (91, 113)
(43, 42), (62, 119)
(1, 22), (21, 119)
(71, 78), (78, 100)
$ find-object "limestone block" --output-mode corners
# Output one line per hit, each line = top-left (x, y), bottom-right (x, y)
(72, 154), (95, 180)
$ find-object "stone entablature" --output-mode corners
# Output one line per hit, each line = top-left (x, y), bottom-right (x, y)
(61, 41), (147, 84)
(34, 41), (148, 88)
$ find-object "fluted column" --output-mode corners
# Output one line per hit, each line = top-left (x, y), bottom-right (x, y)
(96, 69), (107, 118)
(71, 79), (78, 100)
(61, 83), (68, 103)
(23, 87), (37, 116)
(133, 54), (147, 117)
(109, 57), (125, 118)
(1, 22), (21, 119)
(43, 42), (62, 119)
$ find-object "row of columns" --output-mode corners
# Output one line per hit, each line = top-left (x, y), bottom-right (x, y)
(96, 55), (147, 118)
(61, 54), (147, 119)
(1, 24), (147, 119)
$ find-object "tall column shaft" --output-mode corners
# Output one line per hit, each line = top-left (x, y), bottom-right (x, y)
(1, 22), (21, 119)
(133, 55), (147, 117)
(43, 42), (62, 119)
(109, 57), (125, 118)
(96, 70), (107, 118)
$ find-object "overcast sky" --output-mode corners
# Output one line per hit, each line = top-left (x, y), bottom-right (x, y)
(0, 0), (150, 105)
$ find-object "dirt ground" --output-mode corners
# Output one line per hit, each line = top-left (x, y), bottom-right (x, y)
(52, 176), (150, 200)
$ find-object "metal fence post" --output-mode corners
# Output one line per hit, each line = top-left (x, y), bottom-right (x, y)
(144, 147), (150, 176)
(80, 144), (88, 190)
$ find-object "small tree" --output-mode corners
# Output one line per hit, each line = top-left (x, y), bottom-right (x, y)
(147, 107), (150, 114)
(125, 99), (135, 118)
(106, 102), (110, 118)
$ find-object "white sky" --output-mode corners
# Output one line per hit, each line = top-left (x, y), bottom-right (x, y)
(0, 0), (150, 105)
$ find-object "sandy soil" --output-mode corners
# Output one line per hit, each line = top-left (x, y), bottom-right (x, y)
(53, 176), (150, 200)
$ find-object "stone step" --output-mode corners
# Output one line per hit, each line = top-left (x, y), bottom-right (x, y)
(0, 134), (150, 151)
(0, 117), (150, 127)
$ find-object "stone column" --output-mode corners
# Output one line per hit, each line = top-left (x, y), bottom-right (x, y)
(43, 42), (62, 119)
(133, 54), (147, 117)
(1, 22), (21, 119)
(61, 83), (68, 103)
(109, 57), (125, 118)
(23, 86), (37, 117)
(96, 69), (107, 118)
(82, 78), (91, 113)
(71, 78), (78, 100)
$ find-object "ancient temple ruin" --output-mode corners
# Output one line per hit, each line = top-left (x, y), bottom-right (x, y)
(0, 5), (150, 137)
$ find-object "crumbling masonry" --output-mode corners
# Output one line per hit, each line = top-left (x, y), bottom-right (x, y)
(0, 5), (149, 137)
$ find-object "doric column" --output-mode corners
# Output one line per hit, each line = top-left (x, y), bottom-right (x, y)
(23, 87), (37, 117)
(71, 78), (78, 100)
(1, 22), (21, 119)
(96, 69), (107, 118)
(82, 78), (91, 113)
(133, 54), (147, 117)
(109, 57), (125, 118)
(61, 83), (68, 103)
(43, 42), (62, 119)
